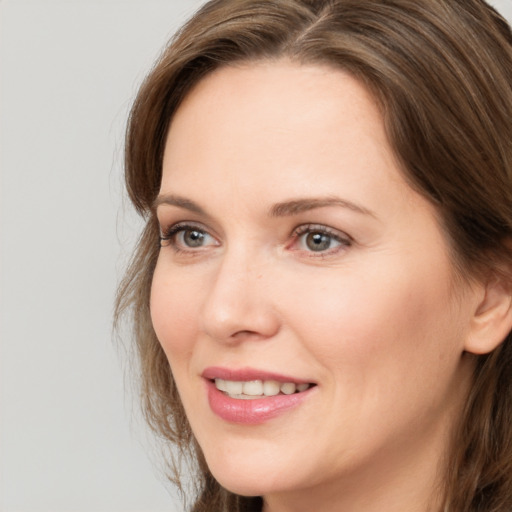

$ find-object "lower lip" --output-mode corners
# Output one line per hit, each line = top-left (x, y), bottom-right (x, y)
(206, 380), (313, 424)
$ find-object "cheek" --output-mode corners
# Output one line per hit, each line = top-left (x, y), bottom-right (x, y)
(277, 256), (463, 387)
(150, 261), (202, 361)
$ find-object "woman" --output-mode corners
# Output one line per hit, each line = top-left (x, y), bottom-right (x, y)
(116, 1), (512, 510)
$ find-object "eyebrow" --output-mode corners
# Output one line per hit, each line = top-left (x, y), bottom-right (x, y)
(269, 196), (377, 218)
(153, 194), (207, 215)
(153, 193), (376, 218)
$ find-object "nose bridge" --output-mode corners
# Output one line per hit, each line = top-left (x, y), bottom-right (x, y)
(200, 242), (279, 342)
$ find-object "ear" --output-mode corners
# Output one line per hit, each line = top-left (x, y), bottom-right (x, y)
(465, 275), (512, 355)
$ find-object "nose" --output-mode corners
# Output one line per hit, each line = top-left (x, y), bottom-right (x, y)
(200, 249), (280, 343)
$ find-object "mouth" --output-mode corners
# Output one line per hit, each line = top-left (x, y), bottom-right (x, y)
(202, 367), (316, 424)
(213, 378), (314, 399)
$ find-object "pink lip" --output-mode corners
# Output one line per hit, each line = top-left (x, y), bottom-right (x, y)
(202, 366), (312, 384)
(202, 367), (315, 425)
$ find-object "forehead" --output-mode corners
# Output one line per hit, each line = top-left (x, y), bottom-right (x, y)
(162, 61), (401, 196)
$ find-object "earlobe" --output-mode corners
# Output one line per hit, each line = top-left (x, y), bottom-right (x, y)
(465, 276), (512, 355)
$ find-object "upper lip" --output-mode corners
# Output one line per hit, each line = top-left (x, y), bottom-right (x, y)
(201, 366), (314, 384)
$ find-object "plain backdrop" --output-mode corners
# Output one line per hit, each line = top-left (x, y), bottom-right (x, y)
(1, 0), (511, 511)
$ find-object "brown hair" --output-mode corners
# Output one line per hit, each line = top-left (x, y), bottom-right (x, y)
(115, 1), (512, 510)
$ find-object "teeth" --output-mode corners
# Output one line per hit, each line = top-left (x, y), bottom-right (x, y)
(263, 380), (280, 396)
(224, 380), (243, 395)
(280, 383), (296, 395)
(215, 379), (227, 392)
(243, 380), (263, 395)
(214, 378), (311, 399)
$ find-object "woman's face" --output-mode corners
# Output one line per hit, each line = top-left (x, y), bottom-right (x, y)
(151, 62), (480, 507)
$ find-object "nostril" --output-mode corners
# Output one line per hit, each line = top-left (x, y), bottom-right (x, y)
(231, 329), (261, 339)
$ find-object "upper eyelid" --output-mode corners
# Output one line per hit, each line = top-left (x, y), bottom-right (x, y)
(154, 203), (215, 232)
(292, 223), (353, 241)
(159, 220), (210, 236)
(157, 213), (223, 238)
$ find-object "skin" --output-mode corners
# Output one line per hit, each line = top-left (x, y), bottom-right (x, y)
(150, 61), (491, 512)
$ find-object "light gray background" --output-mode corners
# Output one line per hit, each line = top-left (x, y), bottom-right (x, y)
(1, 0), (511, 511)
(0, 1), (206, 511)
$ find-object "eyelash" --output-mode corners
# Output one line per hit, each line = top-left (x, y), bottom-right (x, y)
(159, 222), (213, 254)
(158, 222), (352, 257)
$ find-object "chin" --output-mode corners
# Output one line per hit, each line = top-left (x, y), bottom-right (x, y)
(206, 455), (293, 497)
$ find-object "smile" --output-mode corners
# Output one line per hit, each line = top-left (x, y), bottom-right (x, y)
(202, 368), (316, 424)
(215, 379), (312, 399)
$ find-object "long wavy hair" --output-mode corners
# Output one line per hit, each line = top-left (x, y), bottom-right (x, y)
(115, 1), (512, 510)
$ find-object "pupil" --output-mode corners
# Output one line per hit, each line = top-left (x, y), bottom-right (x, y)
(306, 232), (330, 251)
(185, 230), (204, 247)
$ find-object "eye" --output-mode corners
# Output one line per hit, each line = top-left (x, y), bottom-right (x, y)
(177, 228), (208, 248)
(303, 232), (336, 252)
(290, 224), (352, 255)
(159, 223), (218, 251)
